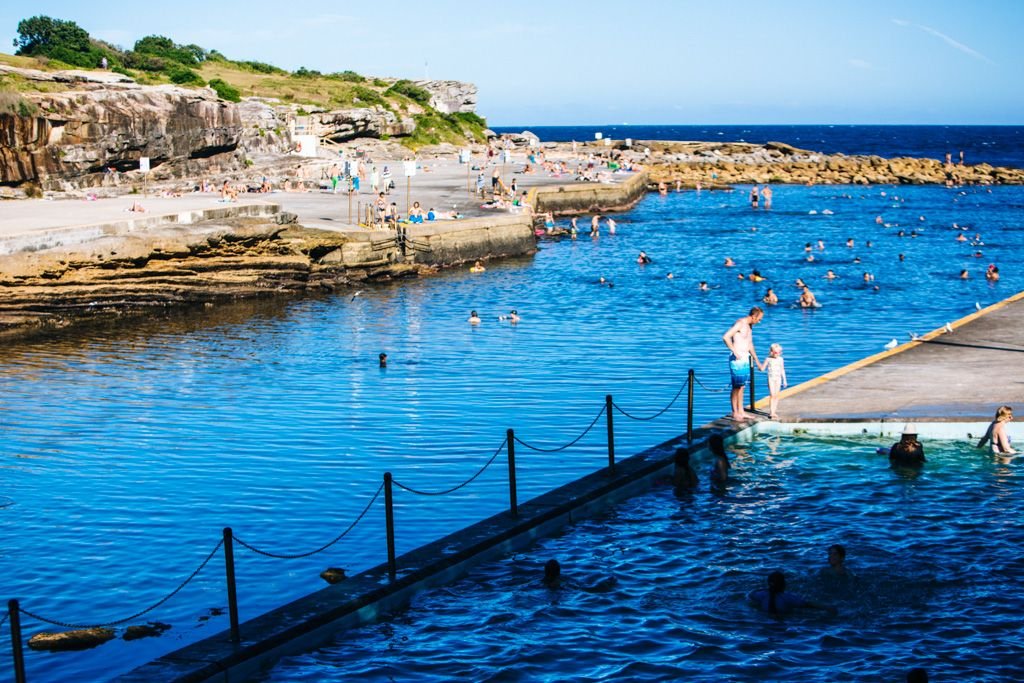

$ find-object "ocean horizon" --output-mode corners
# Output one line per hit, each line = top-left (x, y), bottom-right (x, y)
(491, 124), (1024, 169)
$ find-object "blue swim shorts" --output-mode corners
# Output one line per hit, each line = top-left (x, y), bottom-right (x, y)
(729, 354), (750, 388)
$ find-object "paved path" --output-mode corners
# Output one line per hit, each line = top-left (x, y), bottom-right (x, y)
(0, 152), (629, 250)
(774, 292), (1024, 421)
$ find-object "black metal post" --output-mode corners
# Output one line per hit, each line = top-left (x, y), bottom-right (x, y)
(506, 429), (518, 517)
(8, 600), (25, 683)
(749, 362), (756, 412)
(687, 369), (695, 444)
(605, 394), (615, 473)
(222, 528), (240, 646)
(384, 473), (396, 580)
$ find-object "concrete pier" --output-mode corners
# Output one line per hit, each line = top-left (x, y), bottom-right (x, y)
(767, 291), (1024, 422)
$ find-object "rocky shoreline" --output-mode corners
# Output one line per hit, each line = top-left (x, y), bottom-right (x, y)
(633, 140), (1024, 186)
(0, 211), (535, 340)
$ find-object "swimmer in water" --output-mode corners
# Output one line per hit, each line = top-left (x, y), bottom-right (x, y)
(709, 434), (730, 487)
(666, 272), (674, 279)
(799, 286), (819, 308)
(470, 260), (486, 273)
(468, 310), (481, 324)
(673, 447), (698, 491)
(825, 270), (837, 280)
(806, 254), (815, 263)
(637, 251), (652, 265)
(863, 272), (874, 282)
(977, 405), (1016, 454)
(817, 240), (825, 251)
(986, 264), (1000, 281)
(763, 288), (778, 305)
(748, 571), (837, 616)
(724, 257), (735, 267)
(378, 352), (387, 368)
(821, 544), (851, 578)
(960, 269), (969, 279)
(750, 270), (765, 282)
(699, 281), (710, 291)
(794, 278), (807, 289)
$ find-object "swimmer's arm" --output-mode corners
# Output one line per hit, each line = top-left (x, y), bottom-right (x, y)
(977, 425), (992, 449)
(995, 429), (1016, 454)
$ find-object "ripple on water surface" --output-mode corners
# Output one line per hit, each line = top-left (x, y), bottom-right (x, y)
(264, 436), (1024, 682)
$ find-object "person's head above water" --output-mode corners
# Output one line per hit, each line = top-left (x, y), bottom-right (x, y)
(828, 544), (846, 568)
(543, 559), (561, 587)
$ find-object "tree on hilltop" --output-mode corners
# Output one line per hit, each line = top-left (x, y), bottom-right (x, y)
(14, 15), (90, 56)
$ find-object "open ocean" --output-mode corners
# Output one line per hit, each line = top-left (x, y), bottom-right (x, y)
(490, 125), (1024, 169)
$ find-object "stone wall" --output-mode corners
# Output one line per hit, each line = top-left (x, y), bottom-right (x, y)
(531, 171), (649, 215)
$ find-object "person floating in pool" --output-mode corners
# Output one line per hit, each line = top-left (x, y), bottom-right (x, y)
(749, 269), (765, 283)
(889, 428), (926, 466)
(378, 352), (387, 368)
(468, 310), (481, 325)
(470, 260), (486, 273)
(977, 405), (1016, 454)
(673, 447), (698, 491)
(699, 281), (710, 291)
(637, 251), (652, 265)
(762, 288), (778, 305)
(542, 559), (563, 588)
(724, 257), (736, 267)
(748, 571), (836, 616)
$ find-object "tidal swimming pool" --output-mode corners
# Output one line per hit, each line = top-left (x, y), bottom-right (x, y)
(1, 183), (1022, 681)
(262, 434), (1024, 682)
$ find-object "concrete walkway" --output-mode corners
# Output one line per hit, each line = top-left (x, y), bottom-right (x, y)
(0, 153), (633, 254)
(772, 291), (1024, 421)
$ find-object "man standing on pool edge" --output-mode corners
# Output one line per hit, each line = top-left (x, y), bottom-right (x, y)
(722, 306), (764, 421)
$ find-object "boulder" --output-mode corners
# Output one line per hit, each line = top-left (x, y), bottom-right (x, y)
(123, 622), (172, 641)
(415, 80), (478, 114)
(308, 107), (414, 142)
(28, 627), (116, 651)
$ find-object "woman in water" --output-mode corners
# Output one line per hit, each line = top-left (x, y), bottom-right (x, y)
(748, 571), (836, 616)
(978, 405), (1016, 454)
(762, 288), (778, 305)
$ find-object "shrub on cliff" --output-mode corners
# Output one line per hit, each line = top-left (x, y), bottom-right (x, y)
(385, 79), (432, 106)
(133, 35), (205, 66)
(292, 67), (322, 78)
(329, 70), (365, 83)
(209, 78), (241, 102)
(168, 66), (204, 86)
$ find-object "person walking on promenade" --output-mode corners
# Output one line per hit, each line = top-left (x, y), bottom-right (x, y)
(722, 307), (763, 421)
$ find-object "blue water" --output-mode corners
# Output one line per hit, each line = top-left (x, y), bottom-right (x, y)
(263, 434), (1024, 682)
(1, 183), (1022, 681)
(491, 125), (1024, 169)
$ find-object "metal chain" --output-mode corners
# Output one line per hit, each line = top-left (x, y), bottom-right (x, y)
(18, 539), (224, 630)
(233, 483), (384, 559)
(513, 405), (606, 453)
(393, 438), (508, 496)
(613, 376), (689, 421)
(693, 373), (730, 393)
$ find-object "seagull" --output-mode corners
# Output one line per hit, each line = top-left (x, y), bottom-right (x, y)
(884, 338), (899, 350)
(909, 332), (920, 341)
(976, 302), (983, 311)
(350, 290), (363, 302)
(944, 322), (954, 334)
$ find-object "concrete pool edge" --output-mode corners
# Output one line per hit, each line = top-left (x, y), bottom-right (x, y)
(754, 288), (1024, 413)
(116, 420), (756, 682)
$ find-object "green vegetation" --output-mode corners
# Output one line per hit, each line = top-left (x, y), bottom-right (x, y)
(7, 14), (483, 146)
(384, 79), (432, 106)
(208, 78), (241, 102)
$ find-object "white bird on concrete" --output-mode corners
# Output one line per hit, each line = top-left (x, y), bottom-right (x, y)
(884, 338), (899, 350)
(944, 322), (954, 334)
(350, 290), (363, 302)
(909, 332), (920, 341)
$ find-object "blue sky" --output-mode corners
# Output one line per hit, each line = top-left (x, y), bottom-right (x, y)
(3, 1), (1022, 125)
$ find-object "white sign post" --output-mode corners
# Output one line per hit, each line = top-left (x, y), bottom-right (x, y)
(139, 156), (150, 197)
(403, 159), (416, 213)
